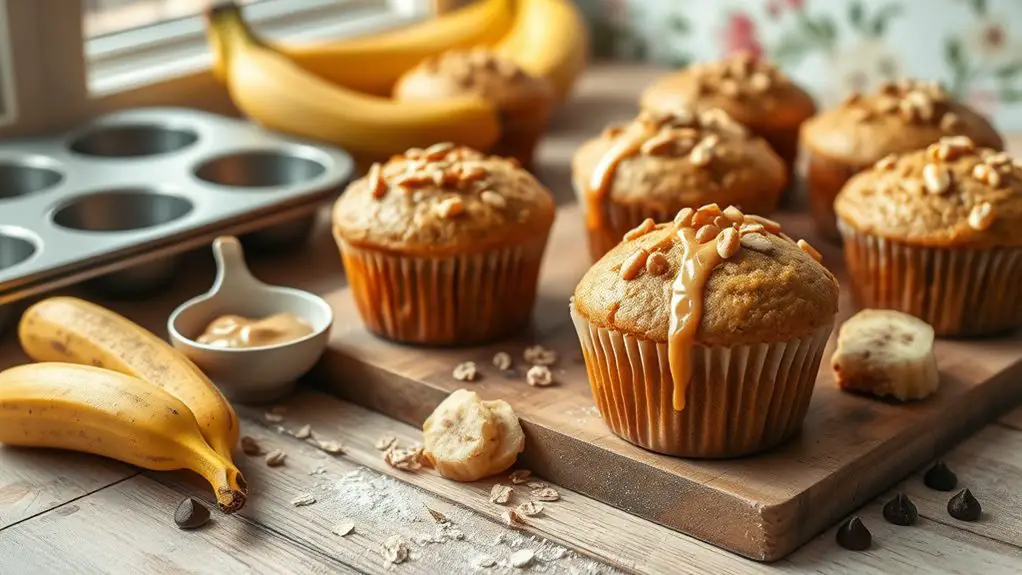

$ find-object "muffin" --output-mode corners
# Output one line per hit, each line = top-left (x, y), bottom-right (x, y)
(836, 136), (1022, 336)
(572, 107), (787, 261)
(332, 143), (556, 344)
(571, 203), (839, 457)
(802, 79), (1003, 240)
(640, 52), (816, 181)
(393, 48), (555, 168)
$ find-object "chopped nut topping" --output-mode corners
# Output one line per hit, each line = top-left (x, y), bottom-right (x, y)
(264, 449), (287, 467)
(719, 79), (740, 97)
(293, 424), (312, 440)
(940, 112), (960, 131)
(716, 227), (740, 259)
(922, 163), (951, 194)
(526, 365), (554, 387)
(523, 345), (557, 366)
(516, 501), (544, 517)
(620, 248), (650, 280)
(368, 163), (387, 198)
(695, 224), (721, 244)
(240, 436), (262, 456)
(875, 96), (898, 113)
(640, 132), (677, 156)
(744, 214), (782, 233)
(381, 535), (409, 565)
(423, 142), (456, 161)
(375, 434), (397, 451)
(739, 222), (766, 235)
(480, 190), (506, 209)
(712, 215), (733, 230)
(492, 351), (512, 371)
(435, 196), (465, 218)
(797, 239), (823, 263)
(749, 72), (771, 92)
(532, 487), (560, 502)
(452, 361), (478, 382)
(460, 165), (488, 183)
(722, 205), (745, 223)
(509, 469), (532, 484)
(739, 233), (773, 252)
(490, 484), (513, 505)
(898, 99), (918, 123)
(674, 207), (695, 227)
(623, 218), (656, 241)
(984, 152), (1011, 166)
(940, 135), (976, 156)
(645, 251), (669, 276)
(973, 163), (1003, 187)
(902, 179), (924, 196)
(968, 202), (995, 231)
(315, 439), (344, 454)
(394, 172), (430, 189)
(875, 154), (898, 171)
(503, 508), (525, 527)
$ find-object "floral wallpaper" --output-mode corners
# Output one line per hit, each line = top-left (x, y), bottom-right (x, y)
(579, 0), (1022, 130)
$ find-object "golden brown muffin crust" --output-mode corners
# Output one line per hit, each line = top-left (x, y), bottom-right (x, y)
(801, 79), (1004, 167)
(573, 211), (839, 346)
(639, 53), (817, 130)
(572, 108), (787, 211)
(835, 137), (1022, 249)
(393, 48), (554, 112)
(332, 144), (556, 256)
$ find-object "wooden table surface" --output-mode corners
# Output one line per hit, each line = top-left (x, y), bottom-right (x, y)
(2, 65), (1022, 574)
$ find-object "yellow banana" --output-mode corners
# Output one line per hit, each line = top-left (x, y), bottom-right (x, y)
(0, 363), (247, 513)
(270, 0), (515, 96)
(18, 297), (239, 461)
(496, 0), (589, 104)
(205, 4), (501, 164)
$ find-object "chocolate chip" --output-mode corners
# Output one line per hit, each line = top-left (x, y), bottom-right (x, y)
(882, 493), (918, 526)
(923, 460), (958, 491)
(948, 489), (982, 522)
(836, 516), (871, 550)
(174, 497), (211, 530)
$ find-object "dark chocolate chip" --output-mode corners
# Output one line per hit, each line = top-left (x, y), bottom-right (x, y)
(836, 516), (872, 551)
(948, 489), (982, 522)
(883, 492), (918, 526)
(174, 497), (211, 530)
(923, 460), (958, 491)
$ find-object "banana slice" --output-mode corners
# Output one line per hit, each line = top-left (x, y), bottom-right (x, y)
(423, 389), (500, 481)
(832, 309), (939, 401)
(481, 399), (526, 477)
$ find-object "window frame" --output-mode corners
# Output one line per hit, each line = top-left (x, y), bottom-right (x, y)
(1, 0), (432, 138)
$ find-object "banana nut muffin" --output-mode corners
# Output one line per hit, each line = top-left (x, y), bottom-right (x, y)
(393, 48), (555, 168)
(572, 107), (786, 260)
(332, 143), (556, 344)
(836, 136), (1022, 336)
(640, 52), (816, 181)
(571, 203), (839, 457)
(802, 79), (1003, 240)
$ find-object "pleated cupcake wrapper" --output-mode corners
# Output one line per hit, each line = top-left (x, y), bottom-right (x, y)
(838, 221), (1022, 336)
(335, 231), (548, 345)
(570, 303), (833, 458)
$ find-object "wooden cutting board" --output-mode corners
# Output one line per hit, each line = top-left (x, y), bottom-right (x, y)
(310, 201), (1022, 562)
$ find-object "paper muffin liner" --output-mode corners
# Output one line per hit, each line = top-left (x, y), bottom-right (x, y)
(573, 178), (780, 261)
(838, 220), (1022, 336)
(570, 303), (833, 458)
(335, 231), (549, 345)
(805, 151), (867, 242)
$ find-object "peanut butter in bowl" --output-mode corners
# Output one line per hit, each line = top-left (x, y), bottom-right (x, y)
(196, 313), (314, 350)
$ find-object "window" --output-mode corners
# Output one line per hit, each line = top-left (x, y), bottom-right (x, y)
(0, 0), (432, 137)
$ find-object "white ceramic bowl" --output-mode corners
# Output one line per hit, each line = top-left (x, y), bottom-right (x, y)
(168, 236), (333, 403)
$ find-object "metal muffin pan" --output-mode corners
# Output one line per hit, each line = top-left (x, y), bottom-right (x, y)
(0, 107), (354, 329)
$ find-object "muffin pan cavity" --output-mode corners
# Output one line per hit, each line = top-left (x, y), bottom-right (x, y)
(70, 124), (199, 158)
(195, 150), (327, 188)
(0, 107), (353, 314)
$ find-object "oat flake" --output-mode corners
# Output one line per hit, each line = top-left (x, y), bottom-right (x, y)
(293, 424), (312, 439)
(532, 488), (560, 502)
(290, 493), (316, 507)
(516, 501), (544, 517)
(490, 484), (513, 505)
(264, 449), (287, 467)
(332, 521), (355, 536)
(381, 535), (409, 564)
(375, 434), (397, 451)
(509, 469), (532, 484)
(510, 549), (535, 568)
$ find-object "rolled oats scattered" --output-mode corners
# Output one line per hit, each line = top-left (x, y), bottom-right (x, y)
(716, 227), (740, 259)
(695, 224), (721, 244)
(435, 196), (465, 218)
(290, 493), (316, 507)
(526, 481), (548, 489)
(509, 469), (532, 484)
(475, 557), (497, 568)
(797, 239), (823, 263)
(332, 522), (355, 537)
(264, 412), (284, 423)
(516, 501), (544, 517)
(523, 345), (557, 366)
(315, 439), (345, 454)
(503, 508), (525, 527)
(674, 207), (695, 227)
(968, 202), (995, 231)
(526, 365), (554, 387)
(624, 218), (656, 241)
(492, 351), (513, 371)
(240, 436), (262, 456)
(368, 163), (387, 198)
(264, 449), (287, 467)
(922, 163), (951, 194)
(510, 549), (535, 568)
(452, 361), (479, 382)
(293, 424), (312, 440)
(381, 536), (409, 564)
(532, 487), (560, 502)
(384, 445), (425, 471)
(480, 190), (506, 209)
(645, 251), (669, 276)
(490, 484), (513, 505)
(375, 434), (397, 451)
(619, 248), (649, 280)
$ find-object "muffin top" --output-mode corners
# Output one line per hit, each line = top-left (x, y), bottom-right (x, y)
(572, 107), (787, 213)
(801, 79), (1003, 166)
(573, 203), (839, 347)
(835, 136), (1022, 249)
(393, 48), (554, 112)
(332, 143), (556, 256)
(639, 52), (817, 130)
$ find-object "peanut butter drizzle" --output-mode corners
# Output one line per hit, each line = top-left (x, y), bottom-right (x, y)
(585, 127), (655, 230)
(667, 226), (725, 411)
(197, 313), (314, 349)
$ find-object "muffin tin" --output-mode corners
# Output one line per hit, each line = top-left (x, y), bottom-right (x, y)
(0, 107), (354, 332)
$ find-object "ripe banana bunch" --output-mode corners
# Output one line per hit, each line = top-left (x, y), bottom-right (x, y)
(831, 309), (940, 401)
(19, 297), (239, 460)
(0, 363), (248, 513)
(205, 3), (501, 164)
